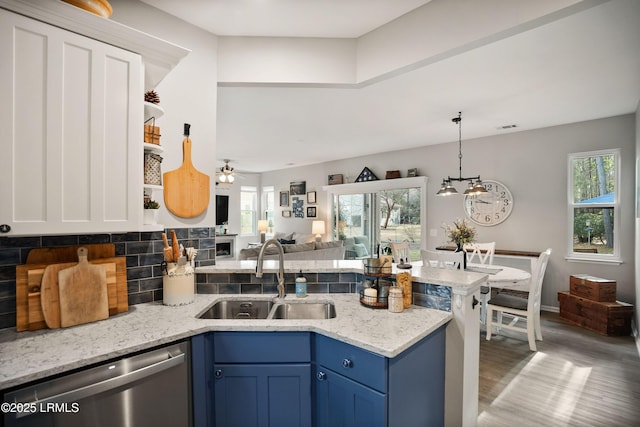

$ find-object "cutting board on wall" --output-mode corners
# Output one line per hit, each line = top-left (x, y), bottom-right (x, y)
(57, 248), (109, 328)
(26, 243), (115, 264)
(163, 125), (210, 218)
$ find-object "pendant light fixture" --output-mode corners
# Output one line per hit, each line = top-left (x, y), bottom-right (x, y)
(217, 159), (235, 184)
(436, 112), (487, 196)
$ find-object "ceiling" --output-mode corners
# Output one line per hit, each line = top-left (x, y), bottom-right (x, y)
(140, 0), (640, 173)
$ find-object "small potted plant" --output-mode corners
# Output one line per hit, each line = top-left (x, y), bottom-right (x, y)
(143, 199), (160, 225)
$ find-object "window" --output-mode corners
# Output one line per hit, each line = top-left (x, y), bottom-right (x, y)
(568, 149), (620, 261)
(262, 186), (275, 234)
(240, 186), (257, 235)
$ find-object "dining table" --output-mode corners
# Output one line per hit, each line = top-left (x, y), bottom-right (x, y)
(465, 263), (532, 324)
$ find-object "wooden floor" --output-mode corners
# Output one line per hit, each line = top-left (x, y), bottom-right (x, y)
(478, 311), (640, 427)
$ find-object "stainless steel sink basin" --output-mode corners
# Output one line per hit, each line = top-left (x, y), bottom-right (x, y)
(198, 300), (274, 319)
(270, 302), (336, 320)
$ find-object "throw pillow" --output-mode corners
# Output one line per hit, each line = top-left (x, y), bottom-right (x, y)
(292, 233), (315, 243)
(273, 232), (294, 241)
(278, 238), (296, 244)
(353, 243), (368, 258)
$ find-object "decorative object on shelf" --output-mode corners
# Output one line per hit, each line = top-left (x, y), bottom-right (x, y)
(355, 167), (378, 182)
(290, 181), (306, 195)
(279, 191), (289, 206)
(144, 152), (162, 185)
(61, 0), (112, 18)
(163, 123), (210, 218)
(407, 168), (418, 177)
(436, 112), (487, 196)
(292, 197), (304, 218)
(258, 220), (268, 243)
(443, 218), (476, 270)
(385, 170), (401, 179)
(307, 206), (317, 218)
(217, 159), (236, 184)
(307, 191), (316, 204)
(464, 180), (514, 226)
(311, 220), (325, 242)
(144, 90), (160, 104)
(282, 210), (291, 218)
(143, 199), (160, 225)
(144, 117), (161, 145)
(328, 174), (343, 185)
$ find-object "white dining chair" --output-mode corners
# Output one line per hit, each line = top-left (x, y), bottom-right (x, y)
(420, 250), (463, 270)
(391, 241), (411, 264)
(485, 248), (552, 351)
(463, 242), (495, 265)
(464, 242), (496, 324)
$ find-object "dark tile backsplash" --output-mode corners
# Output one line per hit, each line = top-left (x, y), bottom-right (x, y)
(0, 227), (217, 330)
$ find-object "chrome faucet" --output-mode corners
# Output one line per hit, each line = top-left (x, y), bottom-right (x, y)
(256, 238), (286, 298)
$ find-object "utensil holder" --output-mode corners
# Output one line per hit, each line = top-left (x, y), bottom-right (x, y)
(163, 265), (194, 306)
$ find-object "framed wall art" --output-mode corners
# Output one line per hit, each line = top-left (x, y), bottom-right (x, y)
(307, 191), (316, 204)
(306, 206), (317, 218)
(282, 210), (291, 218)
(292, 197), (304, 218)
(279, 191), (289, 206)
(290, 181), (306, 195)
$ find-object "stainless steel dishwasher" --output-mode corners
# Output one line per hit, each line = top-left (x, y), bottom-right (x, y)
(3, 339), (191, 427)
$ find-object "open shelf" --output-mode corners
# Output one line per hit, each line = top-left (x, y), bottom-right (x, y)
(143, 142), (164, 153)
(144, 101), (164, 119)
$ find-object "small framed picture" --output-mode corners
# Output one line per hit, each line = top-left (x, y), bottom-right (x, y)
(407, 168), (418, 177)
(282, 210), (291, 218)
(306, 206), (317, 218)
(279, 191), (289, 207)
(290, 181), (306, 195)
(307, 191), (316, 204)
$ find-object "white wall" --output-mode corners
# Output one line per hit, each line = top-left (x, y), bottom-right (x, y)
(263, 115), (636, 310)
(109, 0), (218, 229)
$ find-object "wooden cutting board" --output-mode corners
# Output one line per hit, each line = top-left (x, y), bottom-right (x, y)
(57, 248), (109, 328)
(26, 243), (115, 264)
(163, 125), (210, 218)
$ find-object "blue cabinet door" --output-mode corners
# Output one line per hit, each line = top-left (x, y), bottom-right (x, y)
(214, 363), (311, 427)
(315, 367), (386, 427)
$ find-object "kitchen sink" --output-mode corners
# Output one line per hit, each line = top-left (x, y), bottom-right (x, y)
(198, 299), (274, 319)
(197, 299), (337, 320)
(270, 302), (336, 320)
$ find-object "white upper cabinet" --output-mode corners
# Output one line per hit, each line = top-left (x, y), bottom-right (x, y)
(0, 9), (142, 235)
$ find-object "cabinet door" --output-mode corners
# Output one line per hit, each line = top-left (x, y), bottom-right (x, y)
(315, 367), (386, 427)
(214, 364), (311, 427)
(0, 9), (142, 236)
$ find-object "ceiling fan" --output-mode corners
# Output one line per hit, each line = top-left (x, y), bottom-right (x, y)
(216, 159), (237, 184)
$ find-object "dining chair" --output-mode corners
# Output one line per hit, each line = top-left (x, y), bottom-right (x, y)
(464, 242), (496, 324)
(420, 250), (463, 269)
(485, 248), (552, 351)
(391, 241), (411, 264)
(463, 242), (495, 265)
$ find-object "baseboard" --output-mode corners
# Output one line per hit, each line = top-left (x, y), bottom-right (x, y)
(541, 305), (559, 313)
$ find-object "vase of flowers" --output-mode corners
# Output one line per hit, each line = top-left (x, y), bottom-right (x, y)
(443, 218), (476, 269)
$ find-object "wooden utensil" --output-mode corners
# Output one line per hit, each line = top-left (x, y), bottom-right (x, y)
(58, 248), (109, 328)
(162, 232), (173, 262)
(170, 230), (180, 263)
(163, 124), (210, 218)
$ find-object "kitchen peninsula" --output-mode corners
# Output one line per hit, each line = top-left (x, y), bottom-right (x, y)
(198, 259), (486, 427)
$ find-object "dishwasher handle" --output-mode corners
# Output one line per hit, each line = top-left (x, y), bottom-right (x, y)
(15, 351), (185, 419)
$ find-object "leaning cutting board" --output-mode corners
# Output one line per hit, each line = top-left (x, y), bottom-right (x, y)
(57, 248), (109, 328)
(26, 243), (115, 264)
(163, 123), (210, 218)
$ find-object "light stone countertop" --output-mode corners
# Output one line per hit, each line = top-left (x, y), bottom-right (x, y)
(0, 293), (451, 390)
(199, 259), (487, 295)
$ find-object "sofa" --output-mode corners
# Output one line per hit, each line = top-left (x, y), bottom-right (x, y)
(238, 232), (345, 260)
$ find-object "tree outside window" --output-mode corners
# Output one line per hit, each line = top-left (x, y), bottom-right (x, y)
(569, 149), (619, 259)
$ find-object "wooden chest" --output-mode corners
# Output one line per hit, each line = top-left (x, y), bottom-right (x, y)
(569, 274), (616, 302)
(558, 291), (633, 336)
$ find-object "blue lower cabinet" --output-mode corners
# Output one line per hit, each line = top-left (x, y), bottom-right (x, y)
(213, 363), (311, 427)
(315, 366), (386, 427)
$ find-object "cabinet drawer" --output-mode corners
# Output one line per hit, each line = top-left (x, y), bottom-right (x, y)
(314, 334), (386, 392)
(214, 332), (310, 363)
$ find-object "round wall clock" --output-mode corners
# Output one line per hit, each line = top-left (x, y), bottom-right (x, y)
(463, 180), (513, 226)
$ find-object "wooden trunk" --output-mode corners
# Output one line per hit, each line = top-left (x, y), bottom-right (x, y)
(558, 291), (633, 336)
(569, 274), (616, 302)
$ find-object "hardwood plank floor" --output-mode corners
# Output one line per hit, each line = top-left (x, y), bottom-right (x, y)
(478, 311), (640, 427)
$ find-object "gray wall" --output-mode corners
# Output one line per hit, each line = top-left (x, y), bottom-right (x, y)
(262, 114), (637, 311)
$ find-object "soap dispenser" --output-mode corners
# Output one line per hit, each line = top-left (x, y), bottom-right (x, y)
(295, 270), (307, 298)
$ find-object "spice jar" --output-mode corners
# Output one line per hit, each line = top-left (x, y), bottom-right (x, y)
(388, 287), (404, 313)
